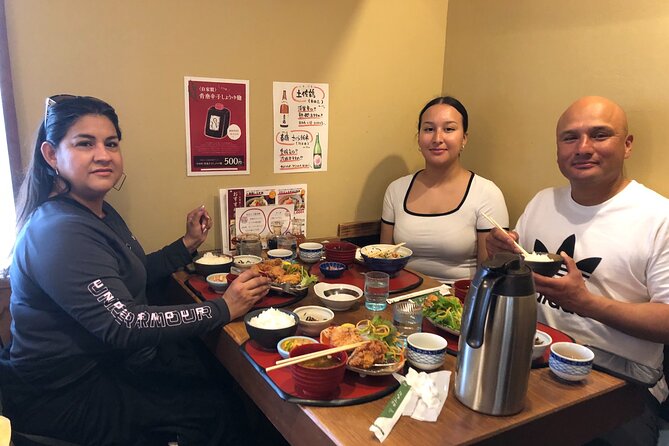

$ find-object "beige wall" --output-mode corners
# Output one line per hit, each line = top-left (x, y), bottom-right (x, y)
(6, 0), (449, 252)
(444, 0), (669, 224)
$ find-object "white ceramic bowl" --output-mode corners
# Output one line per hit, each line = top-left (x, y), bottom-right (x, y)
(298, 242), (324, 263)
(406, 332), (448, 371)
(233, 255), (263, 270)
(276, 335), (318, 359)
(313, 282), (363, 311)
(267, 249), (293, 260)
(549, 342), (594, 382)
(532, 330), (553, 360)
(293, 305), (335, 336)
(206, 273), (229, 293)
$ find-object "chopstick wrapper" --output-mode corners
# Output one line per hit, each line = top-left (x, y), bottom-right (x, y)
(369, 381), (414, 443)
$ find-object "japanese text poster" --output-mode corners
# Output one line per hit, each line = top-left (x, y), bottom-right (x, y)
(184, 77), (250, 176)
(273, 82), (329, 173)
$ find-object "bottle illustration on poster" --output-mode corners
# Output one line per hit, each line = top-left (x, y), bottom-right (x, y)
(279, 90), (289, 128)
(205, 103), (230, 139)
(313, 133), (322, 169)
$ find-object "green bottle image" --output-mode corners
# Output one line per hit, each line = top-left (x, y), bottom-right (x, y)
(313, 133), (322, 169)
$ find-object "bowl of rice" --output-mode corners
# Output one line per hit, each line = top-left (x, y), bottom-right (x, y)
(523, 252), (563, 277)
(193, 251), (233, 276)
(244, 307), (299, 350)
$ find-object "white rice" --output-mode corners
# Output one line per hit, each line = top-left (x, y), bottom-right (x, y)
(196, 252), (232, 265)
(523, 252), (553, 262)
(248, 308), (296, 329)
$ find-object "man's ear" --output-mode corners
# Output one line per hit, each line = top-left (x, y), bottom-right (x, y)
(624, 134), (633, 159)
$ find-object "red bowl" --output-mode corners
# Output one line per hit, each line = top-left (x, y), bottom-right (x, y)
(227, 273), (239, 283)
(324, 242), (358, 266)
(453, 279), (471, 302)
(290, 343), (347, 399)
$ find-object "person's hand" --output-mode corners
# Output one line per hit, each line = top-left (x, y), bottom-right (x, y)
(221, 269), (271, 320)
(182, 205), (212, 253)
(533, 252), (593, 316)
(485, 227), (522, 258)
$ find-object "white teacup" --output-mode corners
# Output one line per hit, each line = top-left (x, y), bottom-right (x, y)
(548, 342), (594, 382)
(406, 332), (448, 371)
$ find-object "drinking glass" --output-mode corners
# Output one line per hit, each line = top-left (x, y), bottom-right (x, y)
(392, 300), (423, 344)
(364, 271), (390, 312)
(237, 233), (262, 257)
(277, 234), (297, 259)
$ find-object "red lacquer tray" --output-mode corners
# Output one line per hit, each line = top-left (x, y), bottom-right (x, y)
(185, 275), (306, 309)
(422, 321), (573, 368)
(240, 340), (401, 407)
(309, 261), (423, 295)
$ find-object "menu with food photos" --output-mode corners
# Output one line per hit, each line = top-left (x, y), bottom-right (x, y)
(219, 184), (307, 254)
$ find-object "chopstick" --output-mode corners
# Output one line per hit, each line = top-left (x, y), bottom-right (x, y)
(386, 284), (451, 305)
(480, 211), (530, 256)
(266, 341), (369, 372)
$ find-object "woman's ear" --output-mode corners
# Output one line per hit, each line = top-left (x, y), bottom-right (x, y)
(40, 141), (58, 171)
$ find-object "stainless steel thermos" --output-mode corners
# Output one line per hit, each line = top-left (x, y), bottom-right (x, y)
(454, 253), (536, 416)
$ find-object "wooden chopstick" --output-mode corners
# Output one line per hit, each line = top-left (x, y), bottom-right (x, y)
(480, 211), (530, 256)
(266, 341), (369, 372)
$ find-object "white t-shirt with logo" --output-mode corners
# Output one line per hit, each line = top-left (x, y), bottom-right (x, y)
(516, 181), (669, 401)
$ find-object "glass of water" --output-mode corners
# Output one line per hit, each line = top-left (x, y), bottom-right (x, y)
(364, 271), (390, 312)
(393, 300), (423, 344)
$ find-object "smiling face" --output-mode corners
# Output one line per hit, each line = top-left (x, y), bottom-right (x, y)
(41, 114), (123, 208)
(418, 104), (467, 168)
(556, 97), (632, 195)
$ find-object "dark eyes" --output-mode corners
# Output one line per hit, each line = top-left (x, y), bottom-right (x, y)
(74, 139), (119, 150)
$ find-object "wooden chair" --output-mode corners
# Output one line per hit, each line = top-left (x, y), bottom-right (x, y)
(337, 220), (381, 247)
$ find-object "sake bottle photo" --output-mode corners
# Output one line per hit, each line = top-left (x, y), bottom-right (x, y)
(279, 90), (289, 128)
(313, 133), (322, 169)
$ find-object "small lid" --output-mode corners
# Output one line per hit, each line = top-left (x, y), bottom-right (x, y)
(214, 103), (225, 110)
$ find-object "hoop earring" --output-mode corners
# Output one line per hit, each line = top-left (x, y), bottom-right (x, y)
(113, 172), (127, 191)
(55, 168), (60, 176)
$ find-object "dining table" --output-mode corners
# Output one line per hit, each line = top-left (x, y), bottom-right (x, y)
(168, 260), (645, 446)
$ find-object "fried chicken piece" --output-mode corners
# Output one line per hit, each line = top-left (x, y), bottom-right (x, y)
(348, 340), (388, 369)
(327, 326), (363, 347)
(276, 272), (300, 285)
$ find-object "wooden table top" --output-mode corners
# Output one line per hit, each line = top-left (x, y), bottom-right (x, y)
(170, 269), (643, 446)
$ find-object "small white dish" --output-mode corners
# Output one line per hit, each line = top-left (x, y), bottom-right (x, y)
(293, 305), (335, 336)
(206, 273), (229, 293)
(532, 329), (552, 360)
(313, 282), (363, 311)
(233, 255), (263, 270)
(267, 249), (293, 260)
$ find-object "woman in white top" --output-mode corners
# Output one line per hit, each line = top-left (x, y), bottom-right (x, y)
(380, 96), (508, 282)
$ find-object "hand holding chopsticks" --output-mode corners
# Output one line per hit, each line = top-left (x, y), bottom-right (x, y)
(480, 211), (530, 256)
(265, 341), (369, 372)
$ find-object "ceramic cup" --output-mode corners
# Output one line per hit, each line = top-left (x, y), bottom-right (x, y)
(406, 332), (448, 371)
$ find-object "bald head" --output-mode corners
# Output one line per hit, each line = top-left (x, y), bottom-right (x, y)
(557, 96), (628, 138)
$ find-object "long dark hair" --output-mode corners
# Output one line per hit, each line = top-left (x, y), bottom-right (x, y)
(417, 96), (469, 133)
(15, 95), (122, 231)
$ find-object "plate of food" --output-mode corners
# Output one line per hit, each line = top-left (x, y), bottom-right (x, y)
(250, 259), (319, 297)
(246, 197), (269, 207)
(279, 194), (303, 210)
(320, 317), (405, 376)
(422, 292), (463, 336)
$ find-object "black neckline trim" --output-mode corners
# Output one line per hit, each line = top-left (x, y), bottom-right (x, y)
(402, 170), (475, 217)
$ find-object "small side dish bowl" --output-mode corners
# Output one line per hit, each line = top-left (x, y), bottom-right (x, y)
(267, 249), (293, 260)
(298, 242), (324, 263)
(233, 255), (263, 270)
(244, 308), (299, 350)
(360, 244), (413, 276)
(290, 343), (348, 399)
(532, 329), (553, 360)
(523, 252), (564, 277)
(206, 273), (229, 293)
(324, 241), (358, 265)
(549, 342), (594, 382)
(319, 261), (347, 279)
(406, 332), (448, 371)
(193, 252), (233, 276)
(313, 283), (363, 311)
(293, 305), (335, 336)
(277, 335), (318, 359)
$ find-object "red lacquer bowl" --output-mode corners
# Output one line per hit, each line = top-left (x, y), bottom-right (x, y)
(290, 343), (347, 399)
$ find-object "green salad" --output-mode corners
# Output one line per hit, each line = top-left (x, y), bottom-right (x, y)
(421, 293), (463, 332)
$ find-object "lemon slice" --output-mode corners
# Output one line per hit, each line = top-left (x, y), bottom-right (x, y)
(340, 323), (355, 329)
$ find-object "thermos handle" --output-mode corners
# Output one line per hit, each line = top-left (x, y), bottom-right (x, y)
(466, 275), (503, 349)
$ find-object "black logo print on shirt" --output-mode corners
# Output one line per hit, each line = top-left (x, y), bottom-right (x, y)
(533, 234), (602, 313)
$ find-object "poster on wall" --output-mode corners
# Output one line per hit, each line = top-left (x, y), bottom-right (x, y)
(273, 81), (329, 173)
(184, 76), (250, 176)
(219, 184), (307, 254)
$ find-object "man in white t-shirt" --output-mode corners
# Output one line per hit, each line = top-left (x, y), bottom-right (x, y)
(487, 96), (669, 446)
